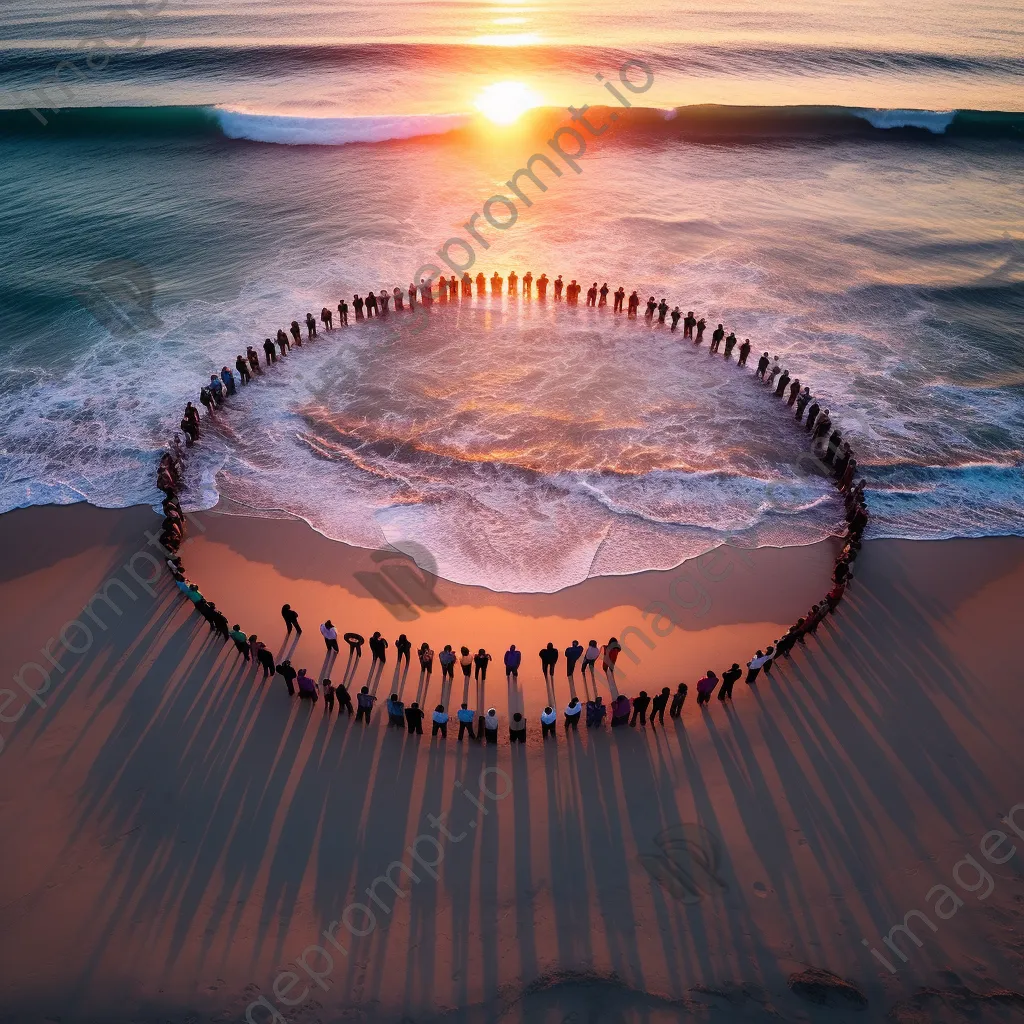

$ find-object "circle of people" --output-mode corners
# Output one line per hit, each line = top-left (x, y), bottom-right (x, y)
(156, 268), (869, 740)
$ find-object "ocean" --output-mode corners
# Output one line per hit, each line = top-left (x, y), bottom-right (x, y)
(0, 0), (1022, 591)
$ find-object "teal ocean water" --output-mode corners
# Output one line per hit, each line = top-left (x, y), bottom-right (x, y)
(0, 0), (1022, 590)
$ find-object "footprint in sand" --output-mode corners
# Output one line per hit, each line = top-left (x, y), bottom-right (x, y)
(640, 823), (729, 904)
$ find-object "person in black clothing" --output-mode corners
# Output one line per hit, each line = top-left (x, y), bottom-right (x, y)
(738, 339), (751, 366)
(824, 429), (843, 465)
(598, 282), (608, 305)
(718, 663), (742, 701)
(683, 311), (697, 338)
(369, 631), (388, 667)
(281, 604), (302, 635)
(805, 401), (821, 432)
(787, 379), (801, 405)
(336, 681), (353, 715)
(211, 606), (230, 641)
(366, 292), (378, 317)
(756, 353), (770, 379)
(539, 642), (558, 682)
(669, 682), (688, 718)
(651, 687), (671, 725)
(775, 369), (791, 397)
(323, 679), (336, 712)
(277, 659), (297, 695)
(630, 690), (651, 726)
(613, 286), (625, 312)
(305, 312), (317, 338)
(405, 701), (424, 734)
(289, 321), (302, 345)
(645, 296), (657, 319)
(657, 299), (669, 323)
(724, 332), (737, 359)
(395, 634), (411, 665)
(795, 388), (812, 421)
(353, 295), (364, 319)
(710, 324), (724, 350)
(235, 354), (251, 384)
(263, 337), (277, 365)
(670, 307), (681, 330)
(256, 644), (276, 679)
(338, 299), (348, 325)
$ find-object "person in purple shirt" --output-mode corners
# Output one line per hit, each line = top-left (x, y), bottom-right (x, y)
(504, 645), (522, 681)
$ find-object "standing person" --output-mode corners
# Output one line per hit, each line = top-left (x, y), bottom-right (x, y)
(581, 639), (600, 682)
(670, 307), (681, 330)
(711, 324), (724, 351)
(246, 347), (261, 375)
(432, 704), (448, 737)
(630, 690), (651, 726)
(586, 695), (606, 727)
(257, 642), (276, 680)
(683, 311), (696, 338)
(746, 650), (770, 684)
(564, 640), (584, 679)
(756, 353), (770, 379)
(366, 292), (378, 317)
(459, 646), (473, 682)
(289, 321), (301, 346)
(669, 682), (688, 718)
(439, 645), (456, 682)
(484, 708), (499, 743)
(235, 354), (251, 385)
(230, 624), (250, 660)
(345, 632), (365, 658)
(724, 333), (738, 359)
(766, 357), (781, 387)
(719, 663), (742, 701)
(553, 275), (564, 300)
(509, 712), (526, 744)
(523, 271), (533, 297)
(645, 296), (657, 319)
(805, 400), (821, 433)
(508, 270), (518, 296)
(474, 648), (491, 681)
(336, 681), (354, 715)
(387, 693), (406, 728)
(263, 337), (277, 365)
(610, 693), (631, 726)
(540, 706), (557, 738)
(775, 369), (791, 397)
(761, 645), (776, 677)
(356, 687), (376, 723)
(393, 287), (404, 311)
(601, 637), (622, 677)
(395, 634), (412, 666)
(504, 644), (521, 682)
(418, 642), (434, 678)
(657, 298), (669, 323)
(338, 298), (348, 325)
(277, 659), (297, 695)
(537, 273), (549, 299)
(457, 703), (476, 740)
(696, 670), (719, 705)
(627, 291), (639, 316)
(539, 642), (558, 683)
(297, 668), (319, 702)
(475, 272), (486, 296)
(613, 286), (625, 312)
(323, 678), (336, 712)
(370, 631), (389, 668)
(354, 294), (365, 319)
(599, 282), (609, 306)
(281, 604), (302, 636)
(564, 696), (582, 731)
(405, 701), (424, 735)
(795, 387), (812, 421)
(306, 311), (318, 338)
(586, 282), (597, 306)
(695, 317), (707, 343)
(320, 619), (339, 653)
(738, 339), (751, 366)
(651, 687), (671, 725)
(788, 378), (801, 405)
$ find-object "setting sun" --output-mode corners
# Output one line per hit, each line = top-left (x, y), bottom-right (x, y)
(474, 81), (543, 125)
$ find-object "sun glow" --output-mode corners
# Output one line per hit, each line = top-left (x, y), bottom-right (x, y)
(474, 81), (543, 125)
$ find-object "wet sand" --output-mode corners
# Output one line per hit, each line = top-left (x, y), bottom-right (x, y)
(1, 503), (1024, 1024)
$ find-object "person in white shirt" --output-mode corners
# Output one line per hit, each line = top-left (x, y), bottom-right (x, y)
(564, 696), (582, 731)
(746, 650), (770, 684)
(320, 620), (339, 653)
(540, 706), (557, 738)
(484, 708), (499, 744)
(431, 704), (448, 738)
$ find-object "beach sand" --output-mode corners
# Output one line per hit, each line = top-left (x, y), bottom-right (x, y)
(1, 503), (1024, 1023)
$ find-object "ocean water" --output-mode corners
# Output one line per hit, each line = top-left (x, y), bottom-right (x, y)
(0, 0), (1022, 591)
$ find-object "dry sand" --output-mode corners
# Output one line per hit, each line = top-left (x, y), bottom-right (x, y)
(1, 503), (1024, 1023)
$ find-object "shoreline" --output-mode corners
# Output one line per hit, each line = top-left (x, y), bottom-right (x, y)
(2, 504), (1024, 1023)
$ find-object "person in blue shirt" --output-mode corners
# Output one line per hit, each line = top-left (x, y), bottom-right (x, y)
(386, 693), (405, 728)
(504, 645), (521, 681)
(438, 645), (457, 681)
(220, 366), (235, 396)
(564, 641), (584, 679)
(456, 703), (476, 740)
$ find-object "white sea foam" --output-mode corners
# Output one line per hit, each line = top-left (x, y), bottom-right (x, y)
(853, 107), (957, 133)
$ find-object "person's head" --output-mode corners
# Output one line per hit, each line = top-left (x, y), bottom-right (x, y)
(360, 686), (368, 694)
(435, 704), (443, 713)
(569, 697), (579, 707)
(390, 693), (398, 702)
(478, 648), (486, 656)
(589, 639), (597, 647)
(731, 663), (739, 670)
(639, 690), (648, 698)
(509, 644), (516, 651)
(461, 646), (469, 656)
(233, 623), (240, 631)
(298, 668), (306, 676)
(325, 619), (333, 629)
(411, 701), (419, 709)
(661, 687), (670, 695)
(677, 682), (685, 691)
(544, 706), (552, 715)
(609, 637), (618, 645)
(444, 644), (452, 652)
(596, 695), (603, 704)
(766, 646), (774, 655)
(572, 640), (580, 647)
(323, 678), (331, 686)
(546, 642), (554, 650)
(756, 650), (763, 657)
(513, 712), (522, 722)
(461, 702), (467, 710)
(419, 641), (428, 651)
(282, 603), (291, 612)
(487, 708), (496, 717)
(372, 631), (380, 639)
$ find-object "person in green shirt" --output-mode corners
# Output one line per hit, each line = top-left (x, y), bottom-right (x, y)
(229, 624), (249, 660)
